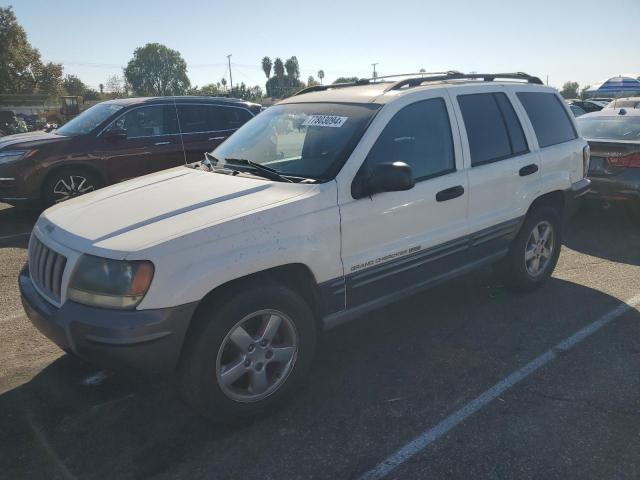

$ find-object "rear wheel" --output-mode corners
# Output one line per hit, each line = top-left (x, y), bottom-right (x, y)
(42, 168), (103, 207)
(498, 206), (562, 291)
(177, 284), (316, 423)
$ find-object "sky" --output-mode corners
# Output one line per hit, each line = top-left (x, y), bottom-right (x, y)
(10, 0), (640, 93)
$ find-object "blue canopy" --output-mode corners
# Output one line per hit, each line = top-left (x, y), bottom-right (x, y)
(586, 76), (640, 94)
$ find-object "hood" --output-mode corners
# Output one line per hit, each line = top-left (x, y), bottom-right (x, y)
(39, 167), (313, 256)
(0, 130), (69, 150)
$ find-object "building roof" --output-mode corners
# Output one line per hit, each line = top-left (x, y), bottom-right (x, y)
(585, 76), (640, 93)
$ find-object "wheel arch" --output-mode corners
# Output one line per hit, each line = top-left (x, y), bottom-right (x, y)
(526, 190), (565, 218)
(40, 162), (107, 204)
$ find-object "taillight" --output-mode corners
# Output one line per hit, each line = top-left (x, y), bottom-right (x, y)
(582, 145), (590, 177)
(607, 152), (640, 168)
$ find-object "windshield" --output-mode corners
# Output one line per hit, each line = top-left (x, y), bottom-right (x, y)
(211, 102), (380, 181)
(56, 103), (124, 136)
(577, 116), (640, 141)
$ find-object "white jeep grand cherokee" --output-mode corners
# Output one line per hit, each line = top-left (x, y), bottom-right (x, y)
(20, 72), (590, 421)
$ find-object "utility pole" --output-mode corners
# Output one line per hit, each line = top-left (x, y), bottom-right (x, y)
(227, 54), (233, 91)
(371, 62), (378, 81)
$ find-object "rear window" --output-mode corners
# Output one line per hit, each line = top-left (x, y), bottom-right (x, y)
(517, 92), (577, 148)
(458, 92), (528, 166)
(577, 116), (640, 141)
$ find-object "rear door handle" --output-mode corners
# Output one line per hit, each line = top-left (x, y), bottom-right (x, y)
(519, 164), (539, 176)
(436, 185), (465, 202)
(154, 141), (171, 146)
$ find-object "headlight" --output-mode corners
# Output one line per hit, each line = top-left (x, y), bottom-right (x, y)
(0, 150), (28, 165)
(67, 255), (154, 309)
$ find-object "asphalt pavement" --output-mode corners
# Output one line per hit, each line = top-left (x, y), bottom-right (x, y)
(0, 201), (639, 480)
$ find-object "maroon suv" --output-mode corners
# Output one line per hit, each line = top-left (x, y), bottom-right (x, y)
(0, 96), (261, 206)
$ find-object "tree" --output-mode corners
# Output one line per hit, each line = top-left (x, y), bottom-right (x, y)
(124, 43), (190, 96)
(419, 68), (426, 73)
(560, 81), (579, 99)
(284, 56), (299, 79)
(221, 77), (227, 89)
(99, 83), (104, 94)
(273, 58), (285, 78)
(63, 74), (86, 96)
(580, 85), (591, 99)
(317, 69), (324, 84)
(333, 76), (359, 84)
(0, 6), (63, 95)
(105, 75), (124, 97)
(261, 56), (272, 79)
(307, 76), (319, 87)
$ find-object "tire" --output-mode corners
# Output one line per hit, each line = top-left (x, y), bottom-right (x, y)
(498, 206), (562, 292)
(42, 168), (103, 207)
(176, 283), (317, 423)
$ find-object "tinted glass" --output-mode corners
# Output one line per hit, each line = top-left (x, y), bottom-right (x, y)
(517, 92), (577, 147)
(114, 105), (178, 137)
(577, 116), (640, 141)
(365, 98), (455, 180)
(213, 103), (380, 180)
(494, 93), (528, 154)
(220, 107), (253, 130)
(458, 93), (512, 165)
(56, 103), (123, 136)
(178, 104), (218, 133)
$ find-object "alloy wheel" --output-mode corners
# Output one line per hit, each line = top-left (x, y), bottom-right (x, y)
(524, 220), (554, 277)
(216, 309), (298, 403)
(52, 175), (95, 203)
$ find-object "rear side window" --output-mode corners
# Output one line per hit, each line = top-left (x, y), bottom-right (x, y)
(366, 98), (455, 181)
(517, 92), (577, 148)
(457, 92), (528, 166)
(178, 105), (218, 133)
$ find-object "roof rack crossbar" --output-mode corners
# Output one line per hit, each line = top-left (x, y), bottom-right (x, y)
(386, 72), (543, 91)
(293, 71), (543, 97)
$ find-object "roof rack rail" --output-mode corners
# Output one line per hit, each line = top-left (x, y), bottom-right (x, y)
(293, 71), (461, 96)
(293, 71), (543, 97)
(385, 72), (543, 91)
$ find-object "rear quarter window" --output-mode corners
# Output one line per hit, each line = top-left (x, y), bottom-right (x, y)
(517, 92), (577, 148)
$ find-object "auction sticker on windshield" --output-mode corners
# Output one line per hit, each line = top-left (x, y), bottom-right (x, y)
(302, 115), (348, 128)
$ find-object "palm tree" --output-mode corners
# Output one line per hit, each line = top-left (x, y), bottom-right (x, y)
(273, 58), (285, 78)
(261, 57), (272, 79)
(221, 77), (227, 90)
(99, 83), (104, 94)
(318, 70), (325, 84)
(284, 58), (296, 78)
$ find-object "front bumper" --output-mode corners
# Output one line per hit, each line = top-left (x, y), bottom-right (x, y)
(19, 266), (198, 376)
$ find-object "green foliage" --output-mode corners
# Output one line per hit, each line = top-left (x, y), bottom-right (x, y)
(317, 70), (325, 84)
(307, 76), (319, 87)
(273, 58), (285, 78)
(105, 75), (126, 98)
(63, 74), (86, 96)
(189, 82), (263, 103)
(560, 81), (579, 99)
(124, 43), (190, 96)
(0, 6), (63, 95)
(261, 56), (272, 79)
(83, 89), (101, 101)
(333, 76), (360, 84)
(284, 56), (299, 79)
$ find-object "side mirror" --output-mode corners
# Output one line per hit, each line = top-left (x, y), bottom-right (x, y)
(352, 161), (415, 199)
(105, 127), (127, 141)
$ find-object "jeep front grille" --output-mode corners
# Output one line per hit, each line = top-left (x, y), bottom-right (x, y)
(29, 235), (67, 303)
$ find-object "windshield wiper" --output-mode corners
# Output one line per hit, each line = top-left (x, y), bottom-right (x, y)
(224, 158), (293, 183)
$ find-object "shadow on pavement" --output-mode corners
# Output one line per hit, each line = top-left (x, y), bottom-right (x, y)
(564, 202), (640, 267)
(1, 275), (637, 480)
(0, 203), (37, 250)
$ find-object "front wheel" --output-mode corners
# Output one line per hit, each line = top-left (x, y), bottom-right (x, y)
(498, 206), (562, 291)
(177, 284), (316, 423)
(42, 168), (103, 207)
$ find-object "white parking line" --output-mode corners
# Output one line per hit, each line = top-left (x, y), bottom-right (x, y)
(0, 231), (30, 241)
(359, 294), (640, 480)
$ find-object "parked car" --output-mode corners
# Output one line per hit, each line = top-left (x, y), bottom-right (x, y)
(567, 99), (603, 113)
(0, 96), (261, 206)
(20, 72), (589, 422)
(569, 104), (586, 117)
(604, 97), (640, 109)
(577, 108), (640, 220)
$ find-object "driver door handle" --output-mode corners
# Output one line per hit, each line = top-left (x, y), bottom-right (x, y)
(519, 164), (539, 176)
(436, 185), (465, 202)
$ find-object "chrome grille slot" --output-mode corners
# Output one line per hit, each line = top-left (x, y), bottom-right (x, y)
(29, 236), (67, 303)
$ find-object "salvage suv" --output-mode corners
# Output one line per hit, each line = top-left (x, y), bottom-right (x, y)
(20, 72), (590, 421)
